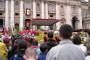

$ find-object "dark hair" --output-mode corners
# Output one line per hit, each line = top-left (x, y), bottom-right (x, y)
(29, 38), (34, 45)
(40, 43), (48, 53)
(72, 35), (81, 45)
(47, 39), (57, 51)
(44, 31), (47, 34)
(15, 39), (27, 55)
(48, 31), (53, 38)
(32, 40), (38, 46)
(59, 24), (72, 39)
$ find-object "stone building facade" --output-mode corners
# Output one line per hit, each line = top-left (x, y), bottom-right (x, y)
(82, 1), (90, 29)
(0, 0), (83, 31)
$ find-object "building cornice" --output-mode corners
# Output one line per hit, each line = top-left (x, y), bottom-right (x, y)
(59, 1), (81, 7)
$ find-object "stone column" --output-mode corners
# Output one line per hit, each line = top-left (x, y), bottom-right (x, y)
(41, 0), (44, 19)
(45, 2), (48, 19)
(33, 0), (36, 18)
(20, 0), (24, 31)
(64, 5), (72, 25)
(78, 7), (82, 29)
(5, 0), (9, 30)
(45, 1), (49, 30)
(56, 3), (60, 30)
(41, 0), (45, 29)
(10, 0), (14, 31)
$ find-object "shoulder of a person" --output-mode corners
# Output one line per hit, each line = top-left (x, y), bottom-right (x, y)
(72, 44), (85, 52)
(50, 45), (62, 51)
(86, 56), (90, 60)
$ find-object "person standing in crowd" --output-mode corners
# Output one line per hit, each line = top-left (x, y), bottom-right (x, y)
(85, 39), (90, 60)
(8, 34), (23, 60)
(32, 40), (41, 56)
(38, 43), (48, 60)
(72, 35), (87, 54)
(23, 47), (38, 60)
(54, 30), (60, 43)
(10, 39), (27, 60)
(46, 31), (57, 52)
(44, 31), (48, 42)
(46, 24), (85, 60)
(0, 41), (8, 60)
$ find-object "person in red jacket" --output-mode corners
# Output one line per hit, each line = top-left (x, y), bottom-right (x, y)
(44, 31), (48, 42)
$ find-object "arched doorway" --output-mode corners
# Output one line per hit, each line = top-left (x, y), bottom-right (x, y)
(25, 19), (31, 30)
(72, 16), (78, 30)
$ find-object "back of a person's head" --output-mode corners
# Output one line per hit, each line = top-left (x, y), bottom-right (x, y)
(44, 31), (47, 34)
(15, 39), (27, 55)
(47, 39), (57, 51)
(32, 40), (38, 46)
(12, 34), (22, 42)
(59, 24), (72, 39)
(72, 35), (81, 45)
(40, 43), (48, 53)
(28, 38), (34, 45)
(48, 31), (53, 38)
(24, 47), (37, 60)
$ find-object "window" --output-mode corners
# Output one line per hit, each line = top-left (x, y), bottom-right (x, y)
(60, 5), (64, 14)
(24, 1), (30, 9)
(37, 14), (40, 16)
(0, 0), (3, 9)
(72, 6), (77, 14)
(15, 1), (19, 9)
(0, 13), (2, 15)
(50, 15), (53, 17)
(48, 2), (55, 13)
(36, 3), (41, 11)
(15, 13), (19, 16)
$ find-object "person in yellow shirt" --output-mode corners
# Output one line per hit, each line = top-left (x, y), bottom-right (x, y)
(0, 42), (8, 60)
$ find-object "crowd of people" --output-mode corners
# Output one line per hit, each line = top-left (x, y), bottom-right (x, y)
(0, 24), (90, 60)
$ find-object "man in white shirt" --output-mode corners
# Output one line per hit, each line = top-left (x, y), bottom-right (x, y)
(46, 24), (85, 60)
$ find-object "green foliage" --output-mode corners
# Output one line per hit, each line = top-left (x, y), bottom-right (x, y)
(14, 27), (19, 34)
(35, 31), (44, 43)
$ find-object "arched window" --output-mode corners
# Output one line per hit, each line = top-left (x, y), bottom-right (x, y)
(24, 1), (30, 9)
(72, 16), (78, 29)
(48, 2), (55, 13)
(36, 3), (40, 11)
(60, 5), (64, 14)
(72, 5), (77, 14)
(15, 1), (19, 9)
(49, 3), (53, 12)
(0, 0), (3, 9)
